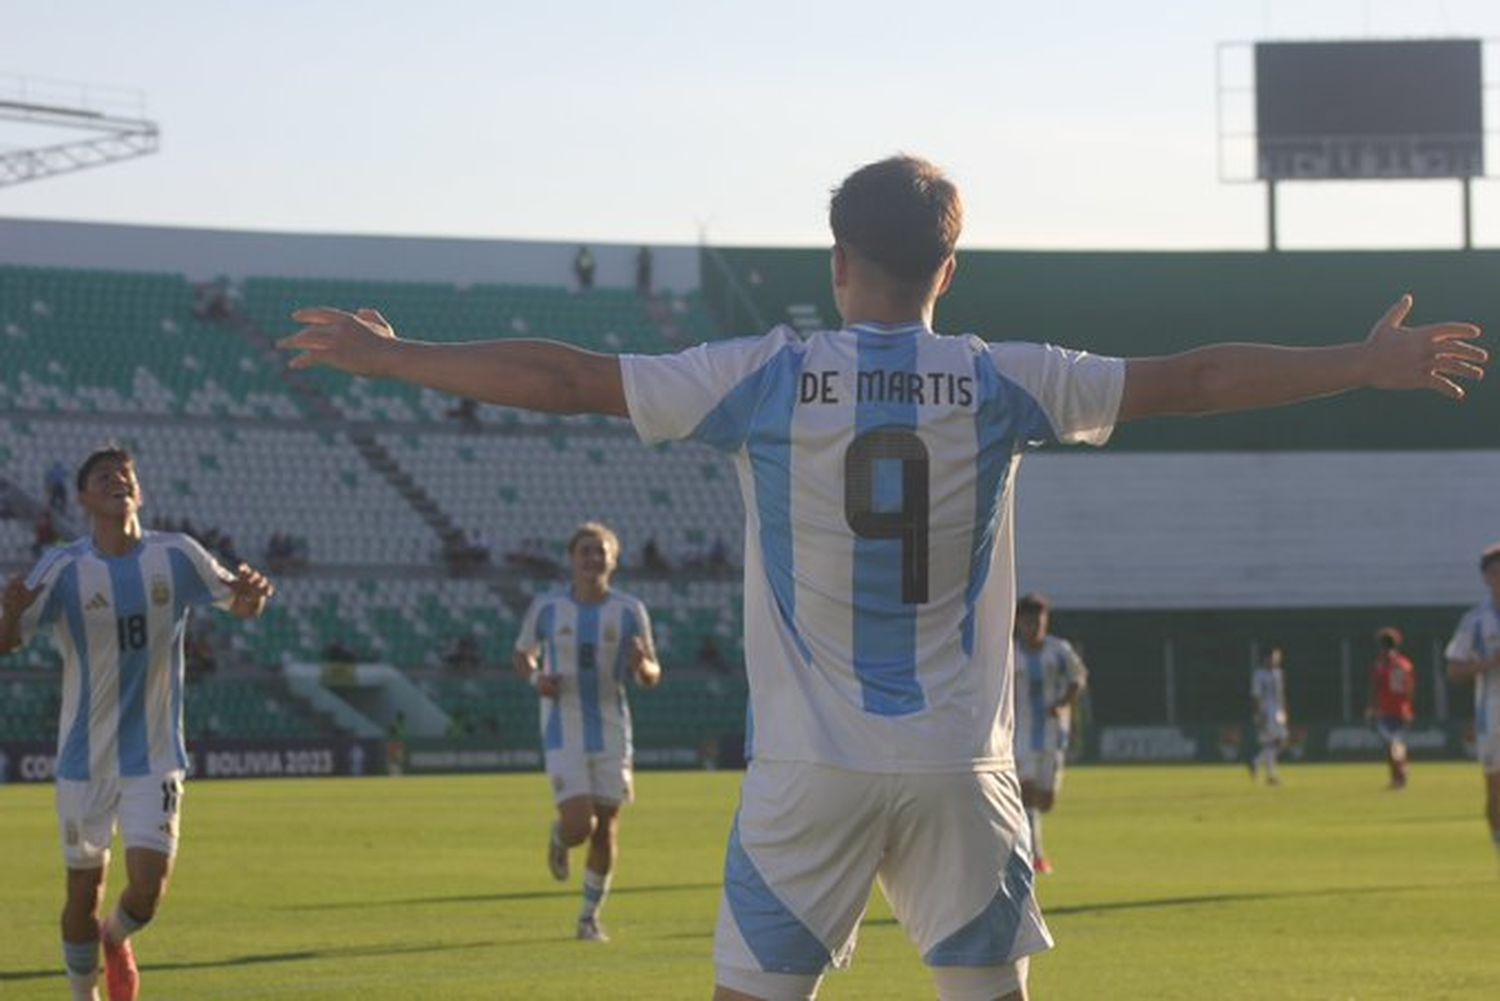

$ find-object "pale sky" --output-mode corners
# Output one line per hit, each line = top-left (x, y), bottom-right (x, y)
(4, 0), (1500, 251)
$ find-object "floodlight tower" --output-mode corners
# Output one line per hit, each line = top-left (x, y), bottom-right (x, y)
(0, 76), (159, 188)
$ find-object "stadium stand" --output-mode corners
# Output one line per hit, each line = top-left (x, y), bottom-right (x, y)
(0, 265), (300, 418)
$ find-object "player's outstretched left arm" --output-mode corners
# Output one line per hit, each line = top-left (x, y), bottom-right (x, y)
(227, 563), (275, 620)
(628, 636), (662, 689)
(278, 308), (628, 417)
(1119, 295), (1485, 422)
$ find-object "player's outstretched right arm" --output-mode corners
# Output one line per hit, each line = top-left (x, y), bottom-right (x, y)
(1118, 295), (1485, 422)
(278, 308), (628, 417)
(0, 575), (41, 656)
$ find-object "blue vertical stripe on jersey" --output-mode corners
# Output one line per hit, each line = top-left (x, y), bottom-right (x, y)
(55, 563), (91, 781)
(962, 358), (1046, 656)
(539, 603), (563, 751)
(744, 348), (813, 663)
(851, 329), (924, 715)
(1474, 618), (1488, 737)
(576, 599), (605, 753)
(614, 606), (640, 684)
(923, 848), (1035, 966)
(168, 546), (215, 611)
(107, 553), (152, 776)
(168, 619), (189, 770)
(1026, 649), (1047, 752)
(723, 813), (832, 974)
(744, 701), (755, 762)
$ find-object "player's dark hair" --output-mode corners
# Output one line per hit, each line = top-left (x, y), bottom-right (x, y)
(1016, 592), (1050, 616)
(829, 155), (962, 301)
(1480, 543), (1500, 573)
(76, 445), (134, 494)
(1376, 627), (1403, 651)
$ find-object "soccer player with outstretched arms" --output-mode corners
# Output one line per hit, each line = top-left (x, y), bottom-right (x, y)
(0, 447), (274, 1001)
(280, 155), (1484, 1001)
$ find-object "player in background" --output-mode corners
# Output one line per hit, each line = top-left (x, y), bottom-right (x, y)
(1250, 648), (1288, 785)
(1443, 543), (1500, 865)
(1012, 593), (1086, 875)
(1366, 627), (1415, 789)
(279, 155), (1485, 1001)
(513, 521), (661, 942)
(0, 447), (274, 1001)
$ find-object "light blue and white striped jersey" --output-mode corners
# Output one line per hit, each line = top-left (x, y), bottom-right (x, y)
(515, 588), (656, 760)
(1013, 636), (1087, 755)
(1251, 666), (1286, 725)
(1445, 604), (1500, 739)
(621, 323), (1123, 773)
(18, 532), (235, 782)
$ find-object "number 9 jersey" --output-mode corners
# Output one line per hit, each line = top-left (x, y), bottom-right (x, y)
(621, 323), (1123, 774)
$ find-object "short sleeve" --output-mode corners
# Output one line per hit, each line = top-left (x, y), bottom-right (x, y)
(986, 341), (1125, 447)
(514, 598), (545, 656)
(620, 328), (800, 449)
(18, 548), (71, 645)
(630, 599), (657, 659)
(171, 535), (236, 610)
(1060, 641), (1087, 686)
(1445, 611), (1480, 662)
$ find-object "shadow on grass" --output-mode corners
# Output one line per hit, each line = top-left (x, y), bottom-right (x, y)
(280, 880), (721, 912)
(0, 938), (536, 984)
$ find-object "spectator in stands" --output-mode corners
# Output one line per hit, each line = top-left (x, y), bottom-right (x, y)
(444, 634), (481, 673)
(447, 397), (480, 429)
(697, 632), (728, 673)
(642, 536), (670, 575)
(323, 638), (359, 664)
(45, 460), (68, 514)
(32, 510), (58, 558)
(573, 246), (596, 291)
(707, 535), (732, 572)
(636, 246), (653, 297)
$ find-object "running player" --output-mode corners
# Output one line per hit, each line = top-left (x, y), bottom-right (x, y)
(0, 446), (274, 1001)
(280, 155), (1485, 1001)
(1444, 543), (1500, 864)
(1250, 648), (1288, 785)
(1012, 593), (1086, 875)
(514, 521), (660, 942)
(1367, 626), (1415, 789)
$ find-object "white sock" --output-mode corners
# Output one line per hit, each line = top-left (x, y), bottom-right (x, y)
(103, 903), (149, 947)
(1028, 808), (1046, 861)
(63, 939), (99, 1000)
(1265, 749), (1280, 780)
(580, 868), (611, 920)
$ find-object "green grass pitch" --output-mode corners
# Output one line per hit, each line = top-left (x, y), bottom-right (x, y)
(1, 764), (1496, 999)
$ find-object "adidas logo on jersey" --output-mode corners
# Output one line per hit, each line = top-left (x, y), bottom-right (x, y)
(86, 592), (110, 611)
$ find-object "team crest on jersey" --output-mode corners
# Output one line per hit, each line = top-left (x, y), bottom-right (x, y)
(603, 624), (619, 643)
(151, 576), (170, 607)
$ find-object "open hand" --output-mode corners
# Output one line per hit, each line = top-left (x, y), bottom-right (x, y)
(279, 307), (400, 376)
(1364, 295), (1486, 399)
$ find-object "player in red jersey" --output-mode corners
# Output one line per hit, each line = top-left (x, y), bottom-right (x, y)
(1367, 627), (1416, 789)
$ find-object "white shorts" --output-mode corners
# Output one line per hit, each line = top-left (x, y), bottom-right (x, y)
(1258, 720), (1288, 746)
(56, 770), (184, 869)
(713, 760), (1051, 1000)
(1477, 731), (1500, 774)
(1016, 750), (1066, 793)
(545, 751), (633, 806)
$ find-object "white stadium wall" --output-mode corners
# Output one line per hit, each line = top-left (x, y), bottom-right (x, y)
(0, 217), (700, 291)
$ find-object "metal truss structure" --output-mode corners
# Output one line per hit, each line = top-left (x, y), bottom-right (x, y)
(0, 96), (159, 188)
